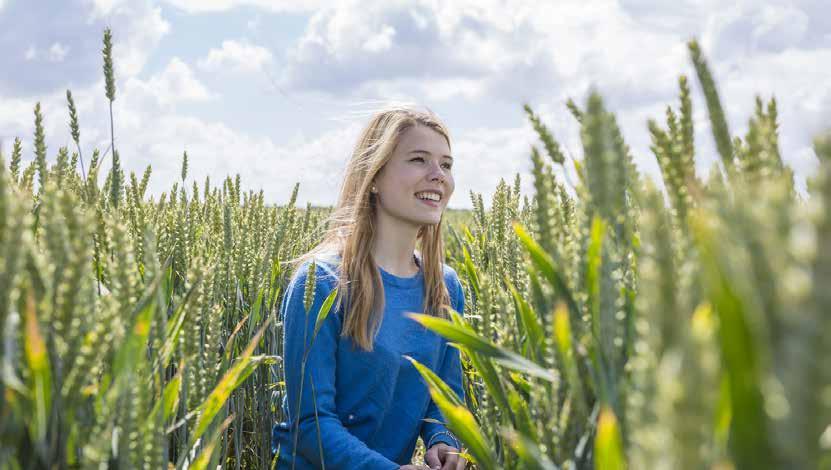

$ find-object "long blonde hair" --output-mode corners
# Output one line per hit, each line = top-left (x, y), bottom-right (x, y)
(290, 105), (453, 351)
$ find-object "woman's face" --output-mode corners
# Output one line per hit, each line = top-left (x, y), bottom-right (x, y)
(373, 124), (455, 229)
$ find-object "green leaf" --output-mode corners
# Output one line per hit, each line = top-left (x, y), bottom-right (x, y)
(190, 413), (236, 470)
(513, 222), (580, 319)
(505, 276), (546, 363)
(553, 303), (588, 419)
(2, 310), (25, 394)
(192, 316), (274, 443)
(112, 274), (160, 379)
(311, 287), (339, 346)
(690, 210), (774, 468)
(267, 262), (282, 312)
(247, 282), (266, 339)
(594, 407), (626, 470)
(147, 363), (183, 428)
(462, 224), (476, 246)
(404, 355), (463, 408)
(407, 311), (557, 382)
(409, 356), (498, 470)
(222, 314), (250, 365)
(156, 270), (203, 370)
(462, 246), (480, 299)
(586, 216), (605, 342)
(162, 366), (182, 421)
(501, 428), (559, 470)
(161, 256), (173, 310)
(508, 389), (536, 442)
(584, 216), (613, 403)
(23, 288), (51, 445)
(458, 345), (513, 429)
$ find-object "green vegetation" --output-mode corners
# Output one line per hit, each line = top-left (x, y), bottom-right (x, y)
(1, 29), (829, 470)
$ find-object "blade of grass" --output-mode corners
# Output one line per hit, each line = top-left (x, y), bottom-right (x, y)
(553, 303), (588, 420)
(410, 356), (498, 470)
(311, 288), (338, 347)
(595, 407), (626, 470)
(190, 413), (235, 470)
(23, 286), (51, 446)
(404, 355), (463, 408)
(455, 345), (514, 429)
(513, 222), (580, 320)
(505, 276), (546, 363)
(690, 210), (774, 468)
(407, 311), (557, 382)
(192, 316), (274, 443)
(501, 428), (559, 470)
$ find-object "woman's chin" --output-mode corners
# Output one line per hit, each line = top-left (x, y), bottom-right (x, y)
(408, 216), (441, 228)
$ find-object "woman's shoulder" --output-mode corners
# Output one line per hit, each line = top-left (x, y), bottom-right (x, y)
(438, 262), (465, 314)
(440, 261), (463, 293)
(413, 251), (458, 282)
(440, 262), (459, 280)
(288, 254), (341, 292)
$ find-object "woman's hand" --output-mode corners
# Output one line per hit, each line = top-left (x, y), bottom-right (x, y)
(424, 443), (467, 469)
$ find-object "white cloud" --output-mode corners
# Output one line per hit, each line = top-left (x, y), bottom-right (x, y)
(752, 4), (809, 50)
(197, 39), (273, 73)
(4, 0), (830, 209)
(409, 8), (429, 30)
(451, 125), (540, 206)
(113, 111), (370, 208)
(353, 77), (487, 102)
(125, 57), (215, 108)
(19, 43), (70, 63)
(160, 0), (326, 13)
(87, 0), (127, 16)
(119, 7), (171, 78)
(422, 78), (487, 102)
(0, 70), (356, 209)
(279, 0), (511, 96)
(715, 46), (831, 186)
(85, 2), (172, 79)
(0, 0), (170, 96)
(246, 16), (260, 32)
(24, 45), (37, 61)
(362, 24), (396, 53)
(47, 42), (70, 62)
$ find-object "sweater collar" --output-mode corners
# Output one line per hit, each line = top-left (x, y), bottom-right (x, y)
(325, 252), (424, 289)
(378, 252), (423, 289)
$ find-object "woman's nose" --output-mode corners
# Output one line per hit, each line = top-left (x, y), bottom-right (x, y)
(428, 162), (446, 182)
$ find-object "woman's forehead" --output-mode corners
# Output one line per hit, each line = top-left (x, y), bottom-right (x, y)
(397, 125), (450, 154)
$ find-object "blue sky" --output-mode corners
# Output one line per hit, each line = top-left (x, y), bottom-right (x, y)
(1, 0), (829, 208)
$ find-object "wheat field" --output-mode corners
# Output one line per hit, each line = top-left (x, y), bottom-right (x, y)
(1, 28), (830, 469)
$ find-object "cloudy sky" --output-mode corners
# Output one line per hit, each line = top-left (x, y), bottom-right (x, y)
(1, 0), (829, 209)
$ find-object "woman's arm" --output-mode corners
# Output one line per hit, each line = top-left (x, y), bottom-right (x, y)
(282, 261), (399, 469)
(419, 273), (466, 449)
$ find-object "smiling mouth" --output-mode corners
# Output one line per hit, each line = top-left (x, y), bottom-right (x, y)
(415, 191), (442, 202)
(417, 197), (440, 206)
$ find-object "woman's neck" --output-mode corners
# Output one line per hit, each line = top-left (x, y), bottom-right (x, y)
(371, 213), (421, 277)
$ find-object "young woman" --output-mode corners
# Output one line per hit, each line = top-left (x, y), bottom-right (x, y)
(272, 106), (468, 470)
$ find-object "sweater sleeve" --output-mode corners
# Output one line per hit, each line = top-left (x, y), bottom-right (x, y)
(420, 272), (466, 450)
(281, 261), (399, 470)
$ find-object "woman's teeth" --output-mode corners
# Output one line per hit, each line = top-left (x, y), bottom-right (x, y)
(415, 192), (440, 201)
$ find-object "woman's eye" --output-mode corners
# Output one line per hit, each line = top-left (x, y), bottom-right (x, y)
(410, 156), (450, 170)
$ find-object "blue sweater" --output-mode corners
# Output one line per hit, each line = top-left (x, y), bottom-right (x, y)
(272, 254), (466, 469)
